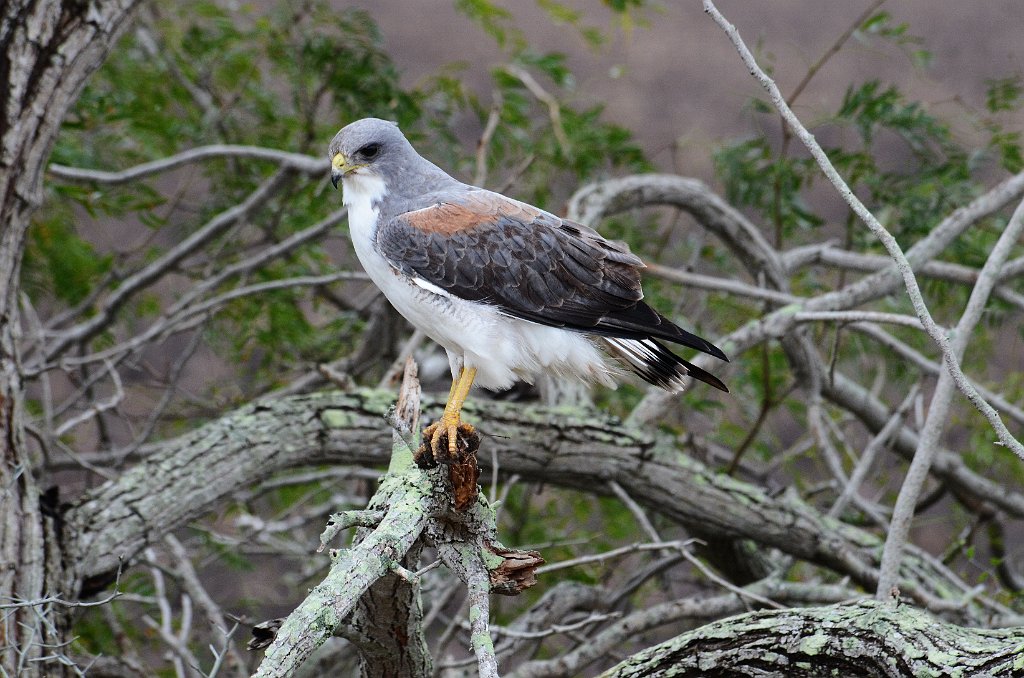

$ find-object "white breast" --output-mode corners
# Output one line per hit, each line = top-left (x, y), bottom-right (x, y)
(341, 172), (616, 391)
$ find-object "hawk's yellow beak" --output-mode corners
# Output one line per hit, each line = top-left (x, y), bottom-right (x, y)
(331, 153), (355, 188)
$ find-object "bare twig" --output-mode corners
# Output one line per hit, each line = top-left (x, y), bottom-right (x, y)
(785, 0), (886, 106)
(608, 481), (661, 542)
(537, 540), (696, 576)
(793, 310), (930, 331)
(646, 263), (800, 304)
(0, 563), (124, 610)
(53, 360), (124, 437)
(703, 0), (1024, 459)
(503, 65), (571, 156)
(474, 95), (503, 187)
(48, 145), (324, 185)
(877, 195), (1024, 597)
(828, 386), (918, 519)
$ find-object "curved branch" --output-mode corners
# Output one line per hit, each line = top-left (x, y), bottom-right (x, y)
(568, 174), (784, 286)
(603, 598), (1024, 677)
(64, 391), (1006, 624)
(48, 144), (325, 185)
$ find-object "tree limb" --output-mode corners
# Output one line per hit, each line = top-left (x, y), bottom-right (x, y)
(64, 390), (1010, 624)
(48, 145), (325, 185)
(602, 598), (1024, 677)
(878, 195), (1024, 597)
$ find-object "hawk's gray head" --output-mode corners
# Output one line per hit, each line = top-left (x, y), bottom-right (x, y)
(328, 118), (415, 189)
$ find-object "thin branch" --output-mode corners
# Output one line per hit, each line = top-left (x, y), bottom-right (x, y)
(703, 0), (1024, 459)
(503, 65), (571, 156)
(0, 561), (124, 610)
(828, 386), (918, 519)
(48, 145), (324, 185)
(474, 94), (503, 187)
(849, 322), (1024, 429)
(44, 273), (362, 370)
(646, 263), (801, 304)
(785, 0), (886, 106)
(608, 481), (662, 542)
(794, 310), (930, 331)
(877, 195), (1024, 597)
(783, 243), (1024, 310)
(377, 329), (427, 389)
(165, 207), (349, 317)
(53, 360), (124, 437)
(536, 540), (695, 576)
(44, 169), (296, 360)
(491, 611), (619, 640)
(810, 401), (890, 528)
(676, 543), (786, 611)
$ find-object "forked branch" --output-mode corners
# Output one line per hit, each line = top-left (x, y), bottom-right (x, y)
(250, 360), (542, 678)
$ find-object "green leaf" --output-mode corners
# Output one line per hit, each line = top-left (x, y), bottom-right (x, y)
(985, 76), (1023, 113)
(26, 217), (111, 304)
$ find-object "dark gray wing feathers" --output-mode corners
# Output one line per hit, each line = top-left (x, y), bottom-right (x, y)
(374, 189), (728, 364)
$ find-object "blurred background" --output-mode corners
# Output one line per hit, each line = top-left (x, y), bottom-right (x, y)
(28, 1), (1024, 674)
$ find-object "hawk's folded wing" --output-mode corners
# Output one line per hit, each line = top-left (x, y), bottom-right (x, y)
(374, 189), (727, 362)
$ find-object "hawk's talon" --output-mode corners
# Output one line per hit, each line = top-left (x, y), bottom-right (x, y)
(418, 418), (478, 466)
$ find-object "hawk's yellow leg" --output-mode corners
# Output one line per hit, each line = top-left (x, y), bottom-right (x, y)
(424, 366), (477, 456)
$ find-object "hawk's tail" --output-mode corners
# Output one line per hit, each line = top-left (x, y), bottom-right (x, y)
(603, 337), (729, 393)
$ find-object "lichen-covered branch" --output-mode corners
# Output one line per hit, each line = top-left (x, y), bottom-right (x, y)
(251, 468), (431, 677)
(251, 360), (541, 677)
(603, 599), (1024, 677)
(64, 388), (1008, 625)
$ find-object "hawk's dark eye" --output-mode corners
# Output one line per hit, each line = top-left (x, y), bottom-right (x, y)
(358, 143), (381, 159)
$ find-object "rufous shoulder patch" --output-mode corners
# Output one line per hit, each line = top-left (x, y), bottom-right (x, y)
(404, 202), (491, 235)
(403, 193), (542, 235)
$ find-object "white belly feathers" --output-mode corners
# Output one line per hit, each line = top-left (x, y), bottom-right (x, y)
(342, 172), (615, 391)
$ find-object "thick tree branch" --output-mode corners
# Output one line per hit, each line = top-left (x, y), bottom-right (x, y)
(64, 390), (1009, 625)
(603, 598), (1024, 677)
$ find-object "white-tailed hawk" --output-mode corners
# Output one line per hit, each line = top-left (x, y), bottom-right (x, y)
(328, 118), (728, 458)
